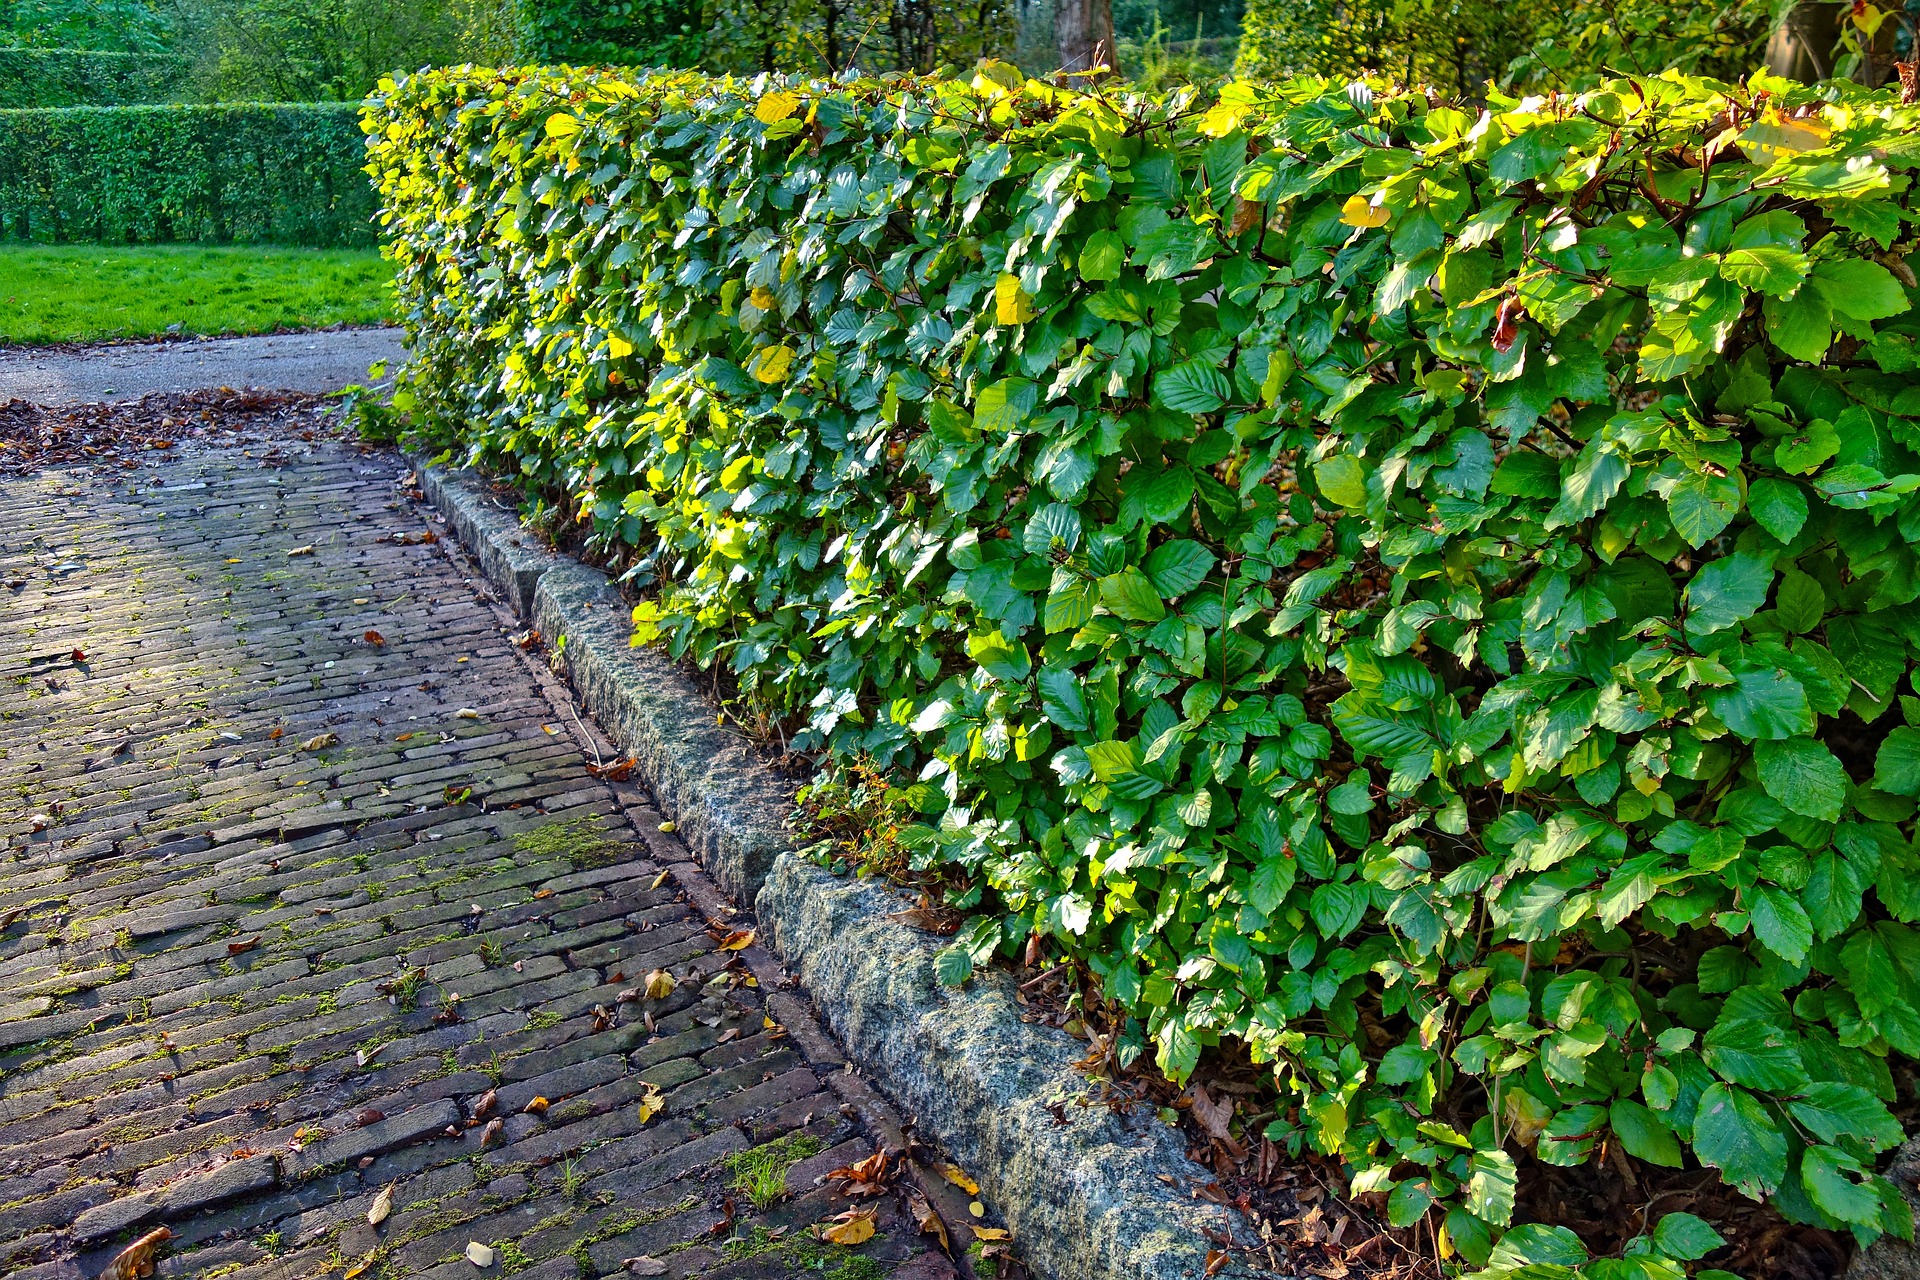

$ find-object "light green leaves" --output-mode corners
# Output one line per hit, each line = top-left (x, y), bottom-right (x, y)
(1314, 453), (1368, 509)
(1098, 568), (1165, 622)
(1078, 229), (1124, 282)
(1684, 552), (1771, 635)
(1665, 471), (1744, 548)
(1754, 737), (1850, 822)
(1544, 443), (1628, 529)
(1746, 477), (1808, 543)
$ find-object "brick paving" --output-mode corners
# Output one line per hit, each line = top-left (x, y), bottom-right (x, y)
(0, 437), (967, 1280)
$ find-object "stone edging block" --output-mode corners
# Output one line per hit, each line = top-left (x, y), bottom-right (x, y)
(412, 457), (1258, 1280)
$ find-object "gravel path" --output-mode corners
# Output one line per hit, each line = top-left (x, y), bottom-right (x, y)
(0, 433), (958, 1280)
(0, 329), (408, 405)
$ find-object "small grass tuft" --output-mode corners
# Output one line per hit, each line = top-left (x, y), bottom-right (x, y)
(723, 1132), (825, 1210)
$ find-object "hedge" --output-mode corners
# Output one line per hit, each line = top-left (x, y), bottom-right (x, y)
(367, 65), (1920, 1272)
(0, 49), (185, 107)
(0, 103), (375, 244)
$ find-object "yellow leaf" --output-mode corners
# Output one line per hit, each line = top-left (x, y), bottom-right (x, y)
(754, 91), (801, 124)
(1339, 195), (1389, 229)
(995, 274), (1034, 325)
(1197, 101), (1248, 138)
(607, 332), (633, 359)
(344, 1259), (375, 1280)
(939, 1162), (979, 1195)
(643, 968), (676, 999)
(719, 928), (756, 951)
(751, 345), (793, 383)
(1740, 109), (1831, 161)
(749, 286), (777, 310)
(637, 1083), (664, 1124)
(818, 1206), (877, 1245)
(972, 1227), (1010, 1241)
(545, 112), (581, 139)
(367, 1182), (394, 1225)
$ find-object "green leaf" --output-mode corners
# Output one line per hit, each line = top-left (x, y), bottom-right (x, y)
(1775, 418), (1840, 475)
(1099, 568), (1166, 622)
(1719, 245), (1810, 298)
(975, 377), (1037, 432)
(1038, 665), (1089, 731)
(1310, 881), (1369, 939)
(1023, 503), (1082, 554)
(1045, 579), (1096, 633)
(1787, 1082), (1905, 1151)
(1155, 360), (1231, 414)
(1145, 539), (1216, 599)
(1685, 552), (1772, 635)
(1765, 289), (1833, 363)
(1610, 1099), (1684, 1168)
(1773, 569), (1825, 634)
(1754, 736), (1850, 822)
(1703, 1014), (1805, 1090)
(1706, 668), (1812, 740)
(1812, 258), (1912, 322)
(933, 945), (973, 986)
(1085, 739), (1141, 782)
(1078, 228), (1124, 282)
(1544, 445), (1628, 529)
(1748, 885), (1814, 965)
(1648, 1212), (1725, 1261)
(1802, 1145), (1883, 1225)
(1666, 471), (1743, 548)
(1692, 1083), (1788, 1197)
(1315, 454), (1369, 508)
(1386, 1178), (1437, 1228)
(967, 630), (1031, 681)
(1747, 477), (1808, 543)
(1873, 727), (1920, 796)
(1466, 1149), (1517, 1226)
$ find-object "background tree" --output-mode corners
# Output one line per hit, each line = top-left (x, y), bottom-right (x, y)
(1053, 0), (1113, 69)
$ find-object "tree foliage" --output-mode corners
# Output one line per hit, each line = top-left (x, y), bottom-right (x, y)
(368, 63), (1920, 1268)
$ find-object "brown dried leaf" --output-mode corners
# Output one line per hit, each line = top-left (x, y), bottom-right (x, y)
(363, 630), (386, 646)
(226, 936), (260, 956)
(906, 1188), (950, 1254)
(470, 1089), (498, 1120)
(824, 1150), (892, 1197)
(367, 1182), (394, 1226)
(299, 732), (338, 751)
(716, 928), (755, 952)
(98, 1226), (173, 1280)
(523, 1096), (549, 1114)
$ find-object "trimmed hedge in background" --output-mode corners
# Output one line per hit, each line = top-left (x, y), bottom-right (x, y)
(0, 49), (185, 106)
(0, 103), (374, 244)
(369, 65), (1920, 1273)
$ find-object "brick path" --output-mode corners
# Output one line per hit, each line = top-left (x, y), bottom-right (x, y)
(0, 438), (964, 1280)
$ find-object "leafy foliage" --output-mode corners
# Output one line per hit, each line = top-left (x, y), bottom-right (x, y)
(0, 50), (183, 107)
(368, 64), (1920, 1266)
(0, 103), (372, 244)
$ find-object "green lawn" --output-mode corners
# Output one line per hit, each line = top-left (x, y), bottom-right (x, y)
(0, 244), (395, 345)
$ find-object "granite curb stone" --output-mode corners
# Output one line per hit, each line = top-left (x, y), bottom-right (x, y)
(414, 456), (1260, 1280)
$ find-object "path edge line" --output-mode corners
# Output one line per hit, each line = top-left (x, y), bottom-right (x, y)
(413, 457), (1257, 1280)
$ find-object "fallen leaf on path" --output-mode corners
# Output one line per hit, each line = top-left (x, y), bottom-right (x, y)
(396, 732), (415, 742)
(300, 732), (337, 751)
(344, 1258), (375, 1280)
(466, 1241), (495, 1267)
(98, 1226), (173, 1280)
(643, 968), (676, 999)
(717, 928), (755, 952)
(533, 889), (553, 900)
(455, 708), (480, 719)
(938, 1163), (978, 1195)
(70, 648), (85, 662)
(226, 936), (260, 956)
(357, 1108), (385, 1127)
(622, 1259), (667, 1276)
(649, 869), (672, 889)
(367, 1182), (394, 1225)
(286, 546), (314, 557)
(470, 1089), (497, 1119)
(971, 1227), (1009, 1242)
(586, 757), (635, 781)
(817, 1206), (877, 1246)
(364, 630), (386, 646)
(1206, 1249), (1230, 1276)
(356, 1044), (385, 1067)
(907, 1188), (949, 1253)
(523, 1096), (549, 1114)
(479, 1118), (503, 1145)
(825, 1150), (891, 1198)
(637, 1082), (664, 1125)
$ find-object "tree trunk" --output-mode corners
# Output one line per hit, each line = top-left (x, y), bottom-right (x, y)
(1764, 1), (1840, 81)
(1053, 0), (1113, 72)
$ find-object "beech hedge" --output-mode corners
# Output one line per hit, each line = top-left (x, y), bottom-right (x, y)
(0, 103), (375, 244)
(367, 64), (1920, 1271)
(0, 49), (185, 107)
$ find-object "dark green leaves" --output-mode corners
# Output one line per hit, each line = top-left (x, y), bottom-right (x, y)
(1684, 552), (1772, 635)
(1692, 1083), (1788, 1197)
(1755, 737), (1850, 822)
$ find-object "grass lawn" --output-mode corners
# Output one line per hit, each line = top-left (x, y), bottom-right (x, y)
(0, 244), (395, 345)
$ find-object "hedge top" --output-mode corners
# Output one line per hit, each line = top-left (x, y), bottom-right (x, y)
(367, 63), (1920, 1275)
